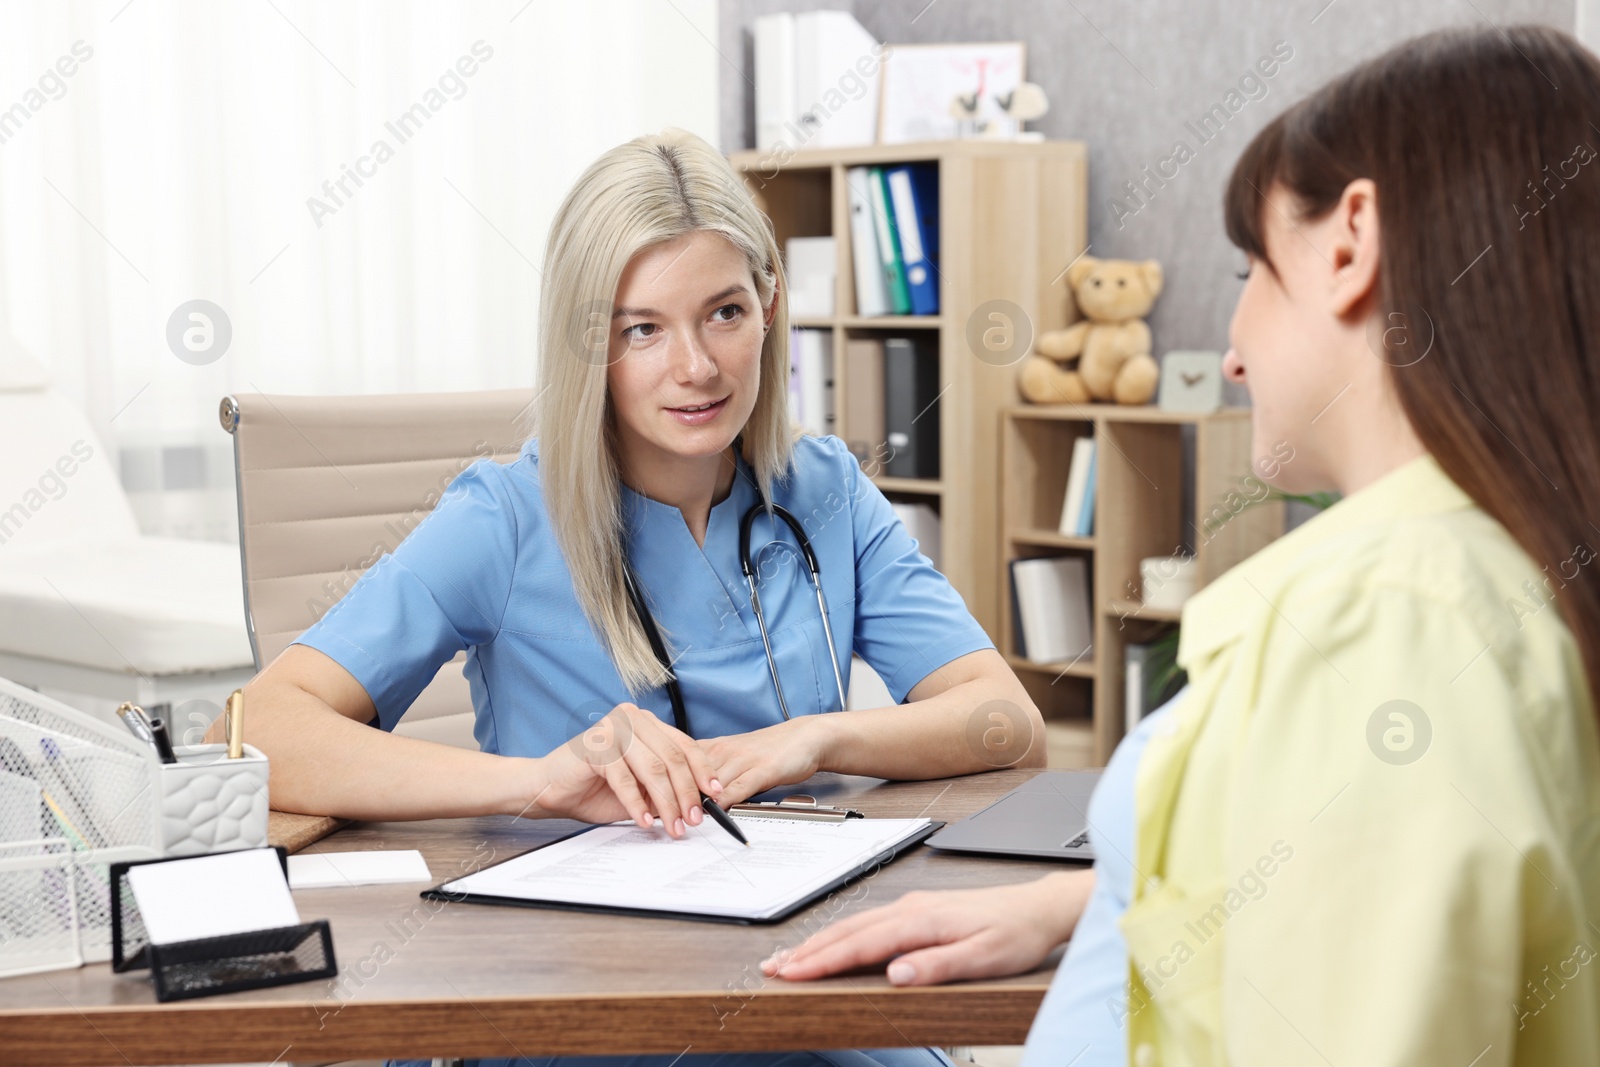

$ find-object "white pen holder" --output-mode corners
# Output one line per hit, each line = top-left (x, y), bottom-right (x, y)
(161, 744), (270, 858)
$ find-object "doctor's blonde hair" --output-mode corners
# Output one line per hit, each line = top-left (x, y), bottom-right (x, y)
(534, 127), (794, 698)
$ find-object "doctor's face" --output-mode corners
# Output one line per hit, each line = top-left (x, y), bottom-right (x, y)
(605, 231), (771, 467)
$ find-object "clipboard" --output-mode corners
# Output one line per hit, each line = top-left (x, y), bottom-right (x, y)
(420, 816), (943, 926)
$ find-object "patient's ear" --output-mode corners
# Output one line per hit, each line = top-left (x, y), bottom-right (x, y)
(1328, 177), (1381, 319)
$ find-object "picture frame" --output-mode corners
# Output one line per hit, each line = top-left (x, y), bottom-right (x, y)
(877, 42), (1027, 144)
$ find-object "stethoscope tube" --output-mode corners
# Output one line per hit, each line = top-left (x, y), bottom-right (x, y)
(622, 502), (847, 735)
(739, 504), (847, 723)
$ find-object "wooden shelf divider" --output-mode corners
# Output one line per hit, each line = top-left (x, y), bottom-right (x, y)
(999, 405), (1285, 763)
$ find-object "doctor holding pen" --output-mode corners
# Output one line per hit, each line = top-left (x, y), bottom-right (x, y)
(764, 25), (1600, 1067)
(208, 126), (1041, 1067)
(216, 127), (1047, 825)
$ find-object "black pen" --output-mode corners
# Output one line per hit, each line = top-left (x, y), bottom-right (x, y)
(147, 716), (178, 764)
(700, 794), (749, 846)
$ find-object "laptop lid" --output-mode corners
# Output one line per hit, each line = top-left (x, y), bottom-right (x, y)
(926, 770), (1101, 861)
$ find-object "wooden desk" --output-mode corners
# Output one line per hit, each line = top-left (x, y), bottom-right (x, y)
(1, 769), (1068, 1065)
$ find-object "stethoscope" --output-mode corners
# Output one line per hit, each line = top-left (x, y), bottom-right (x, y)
(622, 502), (848, 733)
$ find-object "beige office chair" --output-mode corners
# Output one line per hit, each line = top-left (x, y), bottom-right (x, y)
(221, 389), (536, 749)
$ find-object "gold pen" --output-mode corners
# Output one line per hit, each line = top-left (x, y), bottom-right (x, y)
(225, 688), (244, 759)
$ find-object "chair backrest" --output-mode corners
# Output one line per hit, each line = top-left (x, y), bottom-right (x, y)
(222, 389), (535, 749)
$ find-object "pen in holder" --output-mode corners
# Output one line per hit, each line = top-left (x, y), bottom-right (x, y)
(160, 744), (269, 858)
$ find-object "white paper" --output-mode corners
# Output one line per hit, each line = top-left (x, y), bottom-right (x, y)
(288, 849), (433, 889)
(441, 816), (931, 920)
(126, 848), (300, 945)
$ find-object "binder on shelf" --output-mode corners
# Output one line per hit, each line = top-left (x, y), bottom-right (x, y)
(753, 14), (796, 153)
(790, 328), (834, 437)
(1058, 437), (1096, 536)
(755, 12), (881, 153)
(792, 12), (881, 150)
(883, 336), (940, 480)
(846, 167), (889, 317)
(885, 163), (940, 315)
(843, 336), (886, 463)
(1011, 556), (1093, 664)
(868, 168), (912, 314)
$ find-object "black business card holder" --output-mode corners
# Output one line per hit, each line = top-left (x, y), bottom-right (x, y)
(108, 848), (337, 1002)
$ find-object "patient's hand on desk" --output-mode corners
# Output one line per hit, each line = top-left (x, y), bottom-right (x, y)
(761, 869), (1094, 986)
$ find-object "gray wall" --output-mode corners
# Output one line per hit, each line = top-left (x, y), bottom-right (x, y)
(719, 0), (1574, 356)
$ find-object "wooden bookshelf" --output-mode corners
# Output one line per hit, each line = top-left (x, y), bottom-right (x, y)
(1000, 404), (1285, 764)
(727, 140), (1088, 640)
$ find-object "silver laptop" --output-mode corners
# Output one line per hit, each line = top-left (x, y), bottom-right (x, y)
(926, 770), (1102, 861)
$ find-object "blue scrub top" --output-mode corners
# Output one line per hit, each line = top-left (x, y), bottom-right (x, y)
(293, 433), (994, 756)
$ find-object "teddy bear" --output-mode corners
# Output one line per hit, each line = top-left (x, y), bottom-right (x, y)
(1019, 256), (1164, 405)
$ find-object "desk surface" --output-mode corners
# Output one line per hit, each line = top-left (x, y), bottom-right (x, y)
(2, 769), (1069, 1066)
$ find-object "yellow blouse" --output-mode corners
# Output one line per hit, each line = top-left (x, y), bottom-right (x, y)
(1122, 453), (1600, 1066)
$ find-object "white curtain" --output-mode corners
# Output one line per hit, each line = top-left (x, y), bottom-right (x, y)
(1582, 0), (1600, 50)
(0, 0), (720, 539)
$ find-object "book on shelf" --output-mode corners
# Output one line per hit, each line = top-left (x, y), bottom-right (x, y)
(1058, 437), (1096, 536)
(891, 502), (941, 570)
(842, 336), (885, 464)
(883, 336), (940, 480)
(1010, 556), (1093, 665)
(1078, 443), (1097, 536)
(789, 328), (834, 437)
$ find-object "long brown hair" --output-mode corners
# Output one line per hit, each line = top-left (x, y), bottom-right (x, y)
(1224, 25), (1600, 717)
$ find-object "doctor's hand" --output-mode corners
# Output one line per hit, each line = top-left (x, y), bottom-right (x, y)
(701, 717), (828, 805)
(760, 870), (1093, 986)
(523, 703), (721, 839)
